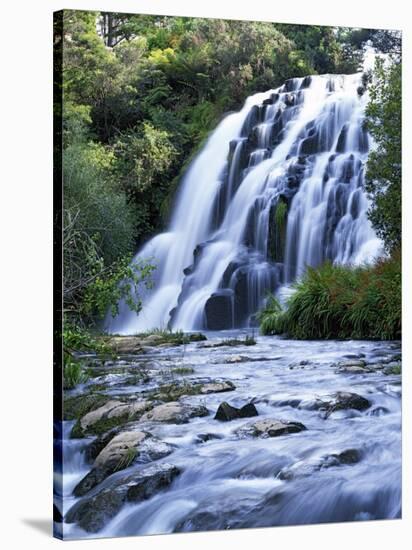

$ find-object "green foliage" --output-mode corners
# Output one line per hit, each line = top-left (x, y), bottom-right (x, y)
(268, 199), (288, 262)
(82, 256), (155, 319)
(114, 448), (138, 471)
(63, 392), (110, 421)
(259, 256), (401, 340)
(60, 11), (393, 334)
(63, 359), (89, 390)
(274, 201), (287, 232)
(63, 320), (109, 354)
(365, 57), (401, 253)
(257, 294), (284, 336)
(135, 328), (192, 345)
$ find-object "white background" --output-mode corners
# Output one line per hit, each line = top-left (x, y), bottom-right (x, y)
(0, 0), (410, 548)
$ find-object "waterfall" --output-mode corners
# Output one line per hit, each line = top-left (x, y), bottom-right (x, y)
(107, 74), (383, 334)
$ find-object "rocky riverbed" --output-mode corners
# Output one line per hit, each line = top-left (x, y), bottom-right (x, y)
(55, 331), (402, 539)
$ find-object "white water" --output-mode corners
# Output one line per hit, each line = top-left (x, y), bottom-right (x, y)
(61, 334), (401, 538)
(107, 74), (383, 334)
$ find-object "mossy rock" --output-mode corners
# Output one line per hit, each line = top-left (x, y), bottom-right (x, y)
(63, 393), (111, 421)
(71, 414), (131, 439)
(151, 382), (203, 402)
(71, 399), (152, 439)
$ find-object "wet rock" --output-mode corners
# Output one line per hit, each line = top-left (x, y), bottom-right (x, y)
(200, 381), (236, 394)
(204, 290), (234, 330)
(368, 363), (385, 371)
(214, 401), (258, 422)
(64, 393), (111, 422)
(383, 363), (401, 375)
(85, 427), (122, 462)
(223, 355), (249, 363)
(237, 418), (306, 438)
(66, 463), (181, 533)
(369, 406), (390, 417)
(74, 399), (152, 437)
(284, 93), (296, 107)
(278, 449), (360, 480)
(299, 133), (319, 155)
(342, 353), (366, 359)
(337, 359), (366, 368)
(152, 382), (203, 402)
(336, 365), (372, 374)
(289, 359), (311, 369)
(143, 334), (165, 345)
(335, 123), (349, 152)
(300, 75), (312, 89)
(140, 402), (209, 424)
(302, 392), (371, 417)
(195, 433), (223, 444)
(107, 336), (145, 354)
(74, 430), (175, 497)
(335, 449), (361, 464)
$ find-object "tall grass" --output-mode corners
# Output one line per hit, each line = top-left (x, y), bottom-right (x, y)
(259, 254), (401, 340)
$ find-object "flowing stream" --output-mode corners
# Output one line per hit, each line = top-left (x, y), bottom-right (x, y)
(107, 73), (383, 335)
(60, 333), (401, 538)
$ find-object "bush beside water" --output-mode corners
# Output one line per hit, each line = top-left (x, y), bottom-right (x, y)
(259, 255), (401, 340)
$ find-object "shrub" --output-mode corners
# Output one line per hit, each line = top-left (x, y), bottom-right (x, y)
(259, 255), (401, 340)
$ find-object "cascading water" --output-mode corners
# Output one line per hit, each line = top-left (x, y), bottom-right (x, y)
(107, 74), (383, 335)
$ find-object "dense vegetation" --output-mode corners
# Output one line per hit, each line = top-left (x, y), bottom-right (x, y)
(259, 255), (401, 340)
(365, 57), (401, 253)
(55, 11), (401, 349)
(57, 11), (382, 327)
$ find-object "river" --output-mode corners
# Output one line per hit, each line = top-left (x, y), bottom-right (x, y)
(58, 331), (401, 539)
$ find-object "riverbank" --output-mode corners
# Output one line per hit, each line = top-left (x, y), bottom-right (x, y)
(56, 331), (401, 539)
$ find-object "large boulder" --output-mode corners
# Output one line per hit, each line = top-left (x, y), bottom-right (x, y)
(72, 399), (152, 438)
(66, 463), (181, 533)
(74, 430), (174, 497)
(140, 401), (209, 424)
(214, 401), (258, 422)
(204, 290), (234, 330)
(236, 418), (306, 438)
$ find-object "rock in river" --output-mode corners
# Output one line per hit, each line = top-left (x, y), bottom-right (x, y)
(278, 448), (361, 480)
(214, 401), (258, 421)
(66, 463), (181, 533)
(236, 418), (307, 438)
(74, 430), (174, 497)
(140, 401), (209, 424)
(73, 399), (152, 437)
(200, 381), (235, 394)
(298, 391), (371, 417)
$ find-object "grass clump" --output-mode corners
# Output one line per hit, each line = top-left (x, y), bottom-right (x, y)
(114, 447), (138, 472)
(63, 359), (90, 389)
(221, 334), (257, 346)
(258, 255), (401, 340)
